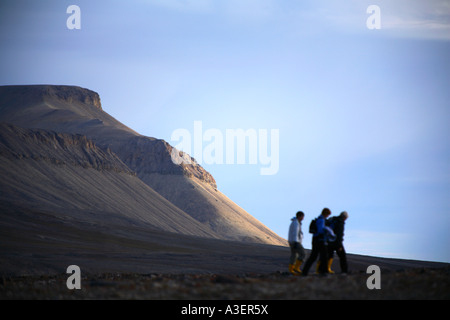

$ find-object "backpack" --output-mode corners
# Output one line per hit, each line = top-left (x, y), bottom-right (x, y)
(309, 218), (318, 234)
(327, 216), (338, 231)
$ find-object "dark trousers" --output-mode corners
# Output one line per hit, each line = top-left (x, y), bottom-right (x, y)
(289, 242), (306, 265)
(328, 242), (348, 273)
(302, 237), (328, 275)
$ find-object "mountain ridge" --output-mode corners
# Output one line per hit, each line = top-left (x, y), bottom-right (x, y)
(0, 122), (132, 174)
(0, 84), (286, 245)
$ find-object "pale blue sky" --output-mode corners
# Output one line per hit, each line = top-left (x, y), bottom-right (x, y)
(1, 0), (449, 262)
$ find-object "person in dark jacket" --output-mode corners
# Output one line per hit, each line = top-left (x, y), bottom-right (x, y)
(326, 211), (349, 274)
(302, 208), (335, 276)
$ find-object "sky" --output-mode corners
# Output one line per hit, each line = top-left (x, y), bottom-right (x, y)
(0, 0), (449, 263)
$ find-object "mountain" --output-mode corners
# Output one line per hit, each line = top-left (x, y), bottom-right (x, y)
(0, 85), (286, 246)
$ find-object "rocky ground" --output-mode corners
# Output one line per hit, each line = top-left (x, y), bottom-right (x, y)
(1, 267), (449, 300)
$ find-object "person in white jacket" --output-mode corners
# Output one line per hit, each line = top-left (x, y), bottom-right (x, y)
(288, 211), (306, 275)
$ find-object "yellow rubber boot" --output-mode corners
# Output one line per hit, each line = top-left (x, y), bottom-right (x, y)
(293, 259), (302, 274)
(289, 263), (301, 275)
(327, 258), (335, 274)
(288, 264), (296, 274)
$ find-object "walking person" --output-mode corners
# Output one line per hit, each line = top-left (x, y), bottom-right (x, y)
(302, 208), (335, 276)
(326, 211), (349, 274)
(288, 211), (306, 275)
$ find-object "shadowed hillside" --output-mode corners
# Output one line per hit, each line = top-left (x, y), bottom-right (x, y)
(0, 123), (219, 238)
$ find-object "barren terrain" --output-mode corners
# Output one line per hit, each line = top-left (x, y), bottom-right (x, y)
(2, 267), (449, 300)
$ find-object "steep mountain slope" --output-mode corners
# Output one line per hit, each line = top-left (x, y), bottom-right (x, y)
(0, 85), (286, 245)
(0, 123), (219, 238)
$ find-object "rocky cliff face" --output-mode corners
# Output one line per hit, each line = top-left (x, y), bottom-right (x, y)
(0, 123), (131, 174)
(0, 85), (102, 110)
(0, 85), (216, 188)
(115, 136), (217, 189)
(43, 85), (102, 110)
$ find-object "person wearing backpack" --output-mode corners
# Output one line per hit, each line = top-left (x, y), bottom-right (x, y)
(326, 211), (349, 274)
(288, 211), (306, 275)
(302, 208), (336, 276)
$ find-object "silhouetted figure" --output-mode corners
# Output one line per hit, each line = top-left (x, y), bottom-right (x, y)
(326, 211), (349, 274)
(302, 208), (335, 275)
